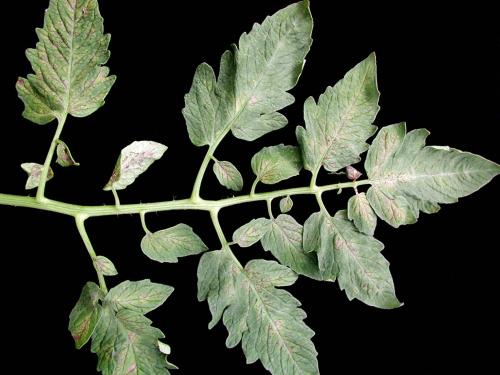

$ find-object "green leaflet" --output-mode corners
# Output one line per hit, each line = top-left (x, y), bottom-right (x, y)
(92, 307), (170, 375)
(21, 162), (54, 189)
(198, 250), (319, 375)
(104, 141), (167, 191)
(94, 256), (118, 276)
(141, 224), (208, 263)
(332, 211), (401, 309)
(17, 0), (116, 124)
(303, 212), (338, 280)
(213, 160), (244, 191)
(251, 145), (302, 184)
(232, 218), (272, 248)
(365, 123), (500, 227)
(304, 211), (400, 308)
(183, 1), (312, 146)
(261, 214), (321, 280)
(105, 280), (173, 314)
(68, 282), (104, 349)
(279, 195), (294, 213)
(56, 140), (80, 167)
(296, 53), (379, 174)
(347, 193), (377, 235)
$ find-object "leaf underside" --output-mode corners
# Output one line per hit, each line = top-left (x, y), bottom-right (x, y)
(365, 122), (500, 227)
(198, 251), (319, 375)
(183, 0), (313, 146)
(17, 0), (116, 124)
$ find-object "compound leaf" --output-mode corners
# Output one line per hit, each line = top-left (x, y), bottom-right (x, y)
(198, 250), (319, 375)
(261, 214), (321, 280)
(183, 1), (312, 146)
(105, 280), (173, 314)
(68, 282), (104, 349)
(17, 0), (116, 124)
(213, 160), (243, 191)
(251, 145), (302, 184)
(296, 53), (379, 173)
(104, 141), (167, 191)
(366, 123), (500, 227)
(141, 224), (208, 263)
(21, 162), (54, 189)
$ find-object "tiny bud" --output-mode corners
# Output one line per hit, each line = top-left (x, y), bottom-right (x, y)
(346, 165), (362, 181)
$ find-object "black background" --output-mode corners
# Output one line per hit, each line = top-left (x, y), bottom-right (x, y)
(1, 1), (499, 374)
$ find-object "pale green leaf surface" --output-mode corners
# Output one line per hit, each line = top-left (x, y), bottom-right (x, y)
(183, 1), (312, 146)
(213, 160), (243, 191)
(17, 0), (116, 124)
(91, 306), (169, 375)
(261, 214), (321, 280)
(68, 282), (103, 349)
(331, 210), (400, 308)
(251, 145), (302, 184)
(232, 218), (271, 248)
(105, 280), (173, 314)
(104, 141), (167, 191)
(296, 53), (379, 173)
(94, 255), (118, 276)
(56, 140), (79, 166)
(141, 224), (208, 263)
(198, 251), (319, 375)
(303, 212), (338, 280)
(347, 193), (377, 235)
(366, 123), (500, 227)
(21, 162), (54, 189)
(279, 195), (293, 213)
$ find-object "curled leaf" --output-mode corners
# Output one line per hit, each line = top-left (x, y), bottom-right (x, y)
(68, 282), (104, 349)
(56, 140), (80, 167)
(104, 141), (167, 191)
(21, 163), (54, 190)
(346, 165), (362, 180)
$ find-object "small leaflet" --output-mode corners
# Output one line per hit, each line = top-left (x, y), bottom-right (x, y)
(104, 141), (167, 191)
(279, 195), (293, 213)
(213, 160), (244, 191)
(251, 144), (302, 184)
(21, 163), (54, 190)
(56, 140), (80, 167)
(94, 255), (118, 276)
(346, 165), (362, 180)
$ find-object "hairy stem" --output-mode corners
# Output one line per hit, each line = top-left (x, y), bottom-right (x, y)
(36, 114), (67, 202)
(75, 214), (108, 294)
(0, 180), (371, 217)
